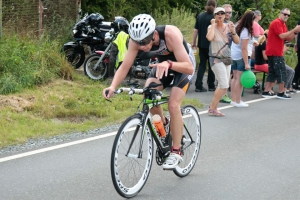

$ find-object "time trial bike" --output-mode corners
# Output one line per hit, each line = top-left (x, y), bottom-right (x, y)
(109, 82), (201, 198)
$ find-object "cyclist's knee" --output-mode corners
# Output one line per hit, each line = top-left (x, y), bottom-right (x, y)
(168, 102), (181, 114)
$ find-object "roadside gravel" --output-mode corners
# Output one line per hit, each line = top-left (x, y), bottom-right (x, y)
(0, 124), (121, 156)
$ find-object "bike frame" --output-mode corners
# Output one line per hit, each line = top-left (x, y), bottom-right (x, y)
(124, 94), (195, 161)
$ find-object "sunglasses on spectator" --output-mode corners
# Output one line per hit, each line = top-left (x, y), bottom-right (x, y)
(225, 12), (232, 14)
(215, 12), (225, 16)
(132, 32), (154, 46)
(281, 13), (290, 17)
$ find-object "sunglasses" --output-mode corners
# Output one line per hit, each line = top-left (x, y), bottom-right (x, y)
(225, 11), (232, 14)
(215, 12), (225, 16)
(132, 32), (154, 46)
(281, 13), (290, 17)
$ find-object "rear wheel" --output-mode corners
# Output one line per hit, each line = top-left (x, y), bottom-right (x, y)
(84, 54), (108, 80)
(111, 114), (153, 198)
(173, 105), (201, 177)
(65, 48), (85, 69)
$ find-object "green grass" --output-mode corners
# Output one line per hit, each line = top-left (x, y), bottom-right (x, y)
(0, 7), (204, 149)
(0, 73), (203, 148)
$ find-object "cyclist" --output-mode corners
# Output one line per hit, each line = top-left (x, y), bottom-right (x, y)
(103, 14), (196, 170)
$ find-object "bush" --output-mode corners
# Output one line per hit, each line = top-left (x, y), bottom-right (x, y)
(0, 35), (73, 94)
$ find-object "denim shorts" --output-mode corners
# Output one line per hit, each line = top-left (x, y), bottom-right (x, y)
(267, 56), (286, 83)
(231, 58), (246, 71)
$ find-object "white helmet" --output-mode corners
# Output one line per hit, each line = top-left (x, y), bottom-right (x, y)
(128, 14), (156, 41)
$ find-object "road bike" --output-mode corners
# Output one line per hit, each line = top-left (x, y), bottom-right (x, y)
(109, 82), (202, 198)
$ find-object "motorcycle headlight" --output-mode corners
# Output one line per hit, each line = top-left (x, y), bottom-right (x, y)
(72, 29), (78, 35)
(109, 28), (115, 35)
(104, 32), (112, 43)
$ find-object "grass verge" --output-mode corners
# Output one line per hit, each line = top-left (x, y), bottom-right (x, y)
(0, 72), (203, 149)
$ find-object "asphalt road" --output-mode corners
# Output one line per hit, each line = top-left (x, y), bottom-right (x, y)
(1, 76), (300, 200)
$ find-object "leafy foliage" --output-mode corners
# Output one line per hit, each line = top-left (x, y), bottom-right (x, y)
(81, 0), (195, 21)
(0, 35), (73, 94)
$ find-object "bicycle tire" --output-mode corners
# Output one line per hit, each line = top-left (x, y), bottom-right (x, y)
(110, 114), (153, 198)
(84, 54), (108, 80)
(173, 105), (201, 177)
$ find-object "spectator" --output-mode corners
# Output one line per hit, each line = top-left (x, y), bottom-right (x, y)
(254, 30), (269, 73)
(193, 0), (217, 92)
(223, 4), (232, 23)
(262, 8), (300, 99)
(206, 7), (239, 116)
(108, 31), (129, 77)
(253, 10), (264, 40)
(256, 31), (295, 96)
(251, 10), (265, 67)
(283, 44), (296, 93)
(292, 20), (300, 90)
(219, 3), (233, 103)
(230, 11), (255, 108)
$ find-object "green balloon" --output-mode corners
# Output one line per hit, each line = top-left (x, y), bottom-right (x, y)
(241, 70), (256, 88)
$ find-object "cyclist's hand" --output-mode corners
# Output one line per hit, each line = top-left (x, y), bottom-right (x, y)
(103, 87), (115, 99)
(149, 61), (169, 79)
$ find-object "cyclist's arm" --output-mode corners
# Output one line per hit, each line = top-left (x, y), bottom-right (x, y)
(165, 25), (194, 75)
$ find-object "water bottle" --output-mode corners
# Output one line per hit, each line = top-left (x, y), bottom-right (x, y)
(152, 114), (166, 137)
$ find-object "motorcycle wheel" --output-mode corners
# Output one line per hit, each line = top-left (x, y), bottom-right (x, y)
(65, 48), (85, 69)
(84, 54), (108, 80)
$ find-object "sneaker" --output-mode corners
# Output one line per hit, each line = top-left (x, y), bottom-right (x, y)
(277, 92), (291, 99)
(208, 87), (216, 91)
(287, 89), (297, 93)
(230, 101), (237, 106)
(220, 94), (231, 103)
(234, 101), (249, 107)
(195, 87), (207, 92)
(262, 91), (275, 98)
(162, 153), (183, 170)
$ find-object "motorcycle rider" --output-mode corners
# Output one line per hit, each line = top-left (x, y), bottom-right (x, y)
(103, 14), (196, 170)
(108, 17), (130, 77)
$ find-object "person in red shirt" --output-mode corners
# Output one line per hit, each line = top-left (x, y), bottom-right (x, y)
(262, 8), (300, 99)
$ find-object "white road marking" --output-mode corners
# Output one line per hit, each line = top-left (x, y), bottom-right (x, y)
(0, 95), (290, 163)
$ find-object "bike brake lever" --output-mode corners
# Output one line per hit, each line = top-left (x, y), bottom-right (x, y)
(105, 90), (112, 102)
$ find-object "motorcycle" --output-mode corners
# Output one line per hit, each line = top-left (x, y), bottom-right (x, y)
(84, 16), (157, 81)
(84, 28), (156, 81)
(83, 28), (116, 80)
(63, 13), (111, 69)
(84, 48), (157, 81)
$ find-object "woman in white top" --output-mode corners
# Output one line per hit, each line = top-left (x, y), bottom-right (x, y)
(206, 7), (239, 116)
(230, 11), (255, 107)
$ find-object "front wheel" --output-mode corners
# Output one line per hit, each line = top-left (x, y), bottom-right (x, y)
(64, 48), (85, 69)
(84, 54), (108, 80)
(111, 114), (153, 198)
(173, 105), (201, 177)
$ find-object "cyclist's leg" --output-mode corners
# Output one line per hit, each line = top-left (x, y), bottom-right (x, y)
(163, 73), (192, 170)
(145, 69), (173, 124)
(168, 87), (185, 148)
